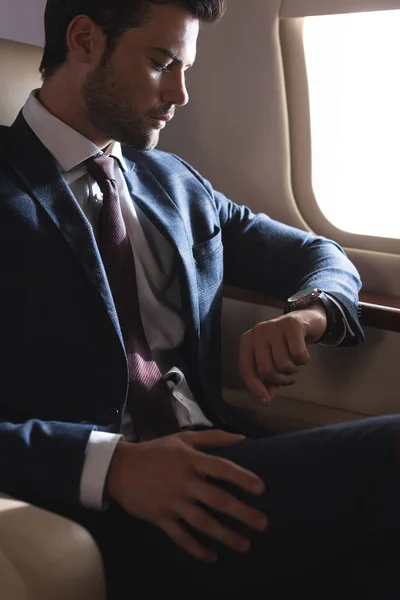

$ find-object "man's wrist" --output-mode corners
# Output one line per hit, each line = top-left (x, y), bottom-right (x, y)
(315, 294), (344, 345)
(284, 287), (345, 345)
(105, 440), (130, 503)
(291, 303), (328, 343)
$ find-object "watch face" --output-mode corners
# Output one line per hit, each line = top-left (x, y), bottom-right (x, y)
(288, 287), (320, 303)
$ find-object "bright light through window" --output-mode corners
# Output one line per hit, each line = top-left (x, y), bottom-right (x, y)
(303, 10), (400, 239)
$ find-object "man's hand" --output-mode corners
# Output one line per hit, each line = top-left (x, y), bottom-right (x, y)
(239, 305), (327, 405)
(106, 430), (267, 563)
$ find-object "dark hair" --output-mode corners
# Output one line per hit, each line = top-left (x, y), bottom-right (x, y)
(39, 0), (225, 79)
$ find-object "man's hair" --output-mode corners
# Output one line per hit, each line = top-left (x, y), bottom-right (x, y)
(39, 0), (226, 79)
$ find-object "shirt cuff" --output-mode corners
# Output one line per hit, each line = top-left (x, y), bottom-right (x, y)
(321, 293), (355, 346)
(80, 431), (123, 511)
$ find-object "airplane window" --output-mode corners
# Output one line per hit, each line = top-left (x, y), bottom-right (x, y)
(303, 10), (400, 239)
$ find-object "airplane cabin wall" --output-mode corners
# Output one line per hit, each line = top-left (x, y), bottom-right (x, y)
(0, 0), (45, 47)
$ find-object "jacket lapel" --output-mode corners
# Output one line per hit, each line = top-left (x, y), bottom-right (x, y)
(122, 160), (201, 344)
(6, 113), (200, 361)
(6, 113), (124, 345)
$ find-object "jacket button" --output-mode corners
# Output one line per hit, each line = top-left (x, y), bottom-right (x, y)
(100, 407), (120, 423)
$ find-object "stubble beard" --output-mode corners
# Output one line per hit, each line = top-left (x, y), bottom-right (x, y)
(82, 61), (160, 151)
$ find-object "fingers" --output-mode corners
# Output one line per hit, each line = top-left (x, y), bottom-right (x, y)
(182, 429), (245, 448)
(268, 334), (301, 375)
(162, 519), (218, 563)
(254, 336), (298, 386)
(180, 504), (252, 553)
(286, 333), (310, 366)
(165, 478), (268, 560)
(114, 436), (268, 565)
(239, 316), (312, 403)
(197, 453), (265, 496)
(238, 334), (274, 403)
(191, 480), (268, 532)
(239, 332), (292, 403)
(264, 383), (279, 406)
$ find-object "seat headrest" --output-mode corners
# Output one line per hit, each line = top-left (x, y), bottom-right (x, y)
(0, 38), (42, 126)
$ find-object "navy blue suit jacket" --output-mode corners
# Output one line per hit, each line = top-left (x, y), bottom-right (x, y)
(0, 114), (364, 508)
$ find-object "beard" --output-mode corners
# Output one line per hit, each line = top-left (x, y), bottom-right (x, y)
(83, 58), (161, 150)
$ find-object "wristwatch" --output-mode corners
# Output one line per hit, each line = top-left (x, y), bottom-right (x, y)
(284, 287), (329, 313)
(284, 287), (340, 344)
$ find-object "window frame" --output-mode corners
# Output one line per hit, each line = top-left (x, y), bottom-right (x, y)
(280, 15), (400, 256)
(280, 0), (400, 19)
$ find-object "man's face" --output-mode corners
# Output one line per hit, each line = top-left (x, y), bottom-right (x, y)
(83, 3), (198, 150)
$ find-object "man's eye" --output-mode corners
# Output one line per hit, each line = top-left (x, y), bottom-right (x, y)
(152, 61), (172, 73)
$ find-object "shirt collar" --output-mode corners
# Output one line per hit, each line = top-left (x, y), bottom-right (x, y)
(22, 89), (128, 174)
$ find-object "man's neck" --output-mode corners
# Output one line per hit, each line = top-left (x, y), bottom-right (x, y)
(38, 82), (112, 150)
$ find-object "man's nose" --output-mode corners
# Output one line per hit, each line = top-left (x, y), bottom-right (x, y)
(161, 72), (189, 107)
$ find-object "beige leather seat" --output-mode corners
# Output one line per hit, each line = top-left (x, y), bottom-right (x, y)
(0, 495), (105, 599)
(0, 37), (106, 600)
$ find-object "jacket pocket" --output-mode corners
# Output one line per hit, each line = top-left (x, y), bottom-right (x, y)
(192, 228), (222, 263)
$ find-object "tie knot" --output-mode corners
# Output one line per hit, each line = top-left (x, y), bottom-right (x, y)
(86, 154), (116, 185)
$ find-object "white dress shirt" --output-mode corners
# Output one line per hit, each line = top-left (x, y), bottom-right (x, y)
(22, 90), (212, 510)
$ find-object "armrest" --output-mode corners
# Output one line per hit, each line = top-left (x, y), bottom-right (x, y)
(223, 285), (400, 334)
(0, 495), (106, 600)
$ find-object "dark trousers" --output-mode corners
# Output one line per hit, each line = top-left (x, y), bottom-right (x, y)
(65, 415), (400, 598)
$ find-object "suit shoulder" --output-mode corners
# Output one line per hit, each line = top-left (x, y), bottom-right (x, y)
(123, 147), (179, 165)
(122, 146), (208, 185)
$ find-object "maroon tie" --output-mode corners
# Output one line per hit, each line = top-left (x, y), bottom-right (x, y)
(86, 154), (179, 440)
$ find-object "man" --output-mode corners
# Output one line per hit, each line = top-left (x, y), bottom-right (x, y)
(0, 0), (399, 596)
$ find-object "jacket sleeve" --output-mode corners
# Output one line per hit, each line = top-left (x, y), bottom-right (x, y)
(0, 419), (95, 509)
(165, 151), (364, 346)
(214, 190), (364, 346)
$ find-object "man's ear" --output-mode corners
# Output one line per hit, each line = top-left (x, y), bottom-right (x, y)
(66, 15), (106, 66)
